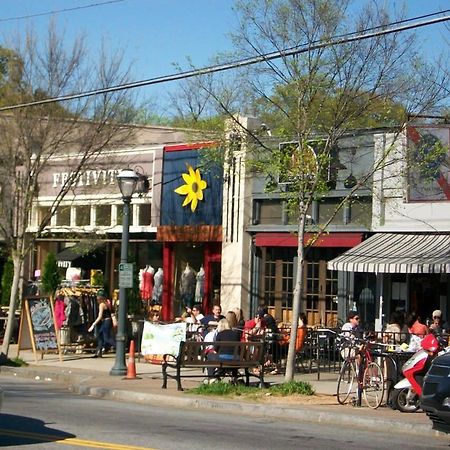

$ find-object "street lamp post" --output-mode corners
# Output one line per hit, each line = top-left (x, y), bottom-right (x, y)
(110, 169), (139, 376)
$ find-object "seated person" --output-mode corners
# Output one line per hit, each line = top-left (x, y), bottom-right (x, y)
(184, 303), (204, 334)
(406, 312), (429, 337)
(200, 304), (225, 328)
(242, 310), (266, 341)
(384, 311), (408, 344)
(206, 318), (241, 381)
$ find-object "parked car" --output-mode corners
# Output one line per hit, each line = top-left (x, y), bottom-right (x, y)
(421, 352), (450, 433)
(0, 387), (2, 411)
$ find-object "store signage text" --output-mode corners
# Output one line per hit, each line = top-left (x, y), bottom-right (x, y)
(52, 169), (120, 189)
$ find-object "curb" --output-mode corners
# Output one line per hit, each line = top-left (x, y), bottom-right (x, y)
(0, 366), (442, 438)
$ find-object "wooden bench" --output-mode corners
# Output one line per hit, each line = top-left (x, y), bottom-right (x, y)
(161, 340), (265, 391)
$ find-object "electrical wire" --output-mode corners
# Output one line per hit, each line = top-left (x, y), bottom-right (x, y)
(1, 10), (450, 111)
(0, 0), (124, 23)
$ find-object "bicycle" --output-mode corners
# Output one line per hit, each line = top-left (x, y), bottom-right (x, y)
(336, 335), (385, 409)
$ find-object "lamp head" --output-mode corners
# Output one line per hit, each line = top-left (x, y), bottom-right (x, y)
(117, 169), (139, 199)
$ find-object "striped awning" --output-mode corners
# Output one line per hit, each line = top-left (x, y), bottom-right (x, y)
(327, 233), (450, 273)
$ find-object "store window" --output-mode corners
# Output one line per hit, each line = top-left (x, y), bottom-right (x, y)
(116, 204), (131, 226)
(318, 198), (344, 225)
(349, 198), (372, 227)
(56, 206), (71, 227)
(259, 246), (338, 327)
(254, 199), (283, 225)
(138, 203), (151, 226)
(75, 205), (91, 227)
(260, 247), (295, 323)
(116, 204), (123, 226)
(96, 205), (112, 227)
(38, 206), (52, 226)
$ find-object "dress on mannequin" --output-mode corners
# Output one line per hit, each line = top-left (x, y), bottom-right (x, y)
(180, 263), (196, 308)
(152, 268), (163, 305)
(141, 265), (154, 303)
(195, 266), (205, 303)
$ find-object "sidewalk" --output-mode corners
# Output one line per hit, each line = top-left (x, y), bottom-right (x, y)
(0, 346), (445, 438)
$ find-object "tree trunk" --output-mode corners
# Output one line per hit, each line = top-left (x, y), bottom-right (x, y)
(284, 206), (306, 381)
(1, 253), (23, 358)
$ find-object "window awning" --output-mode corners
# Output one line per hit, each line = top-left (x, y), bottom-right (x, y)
(56, 242), (104, 263)
(327, 233), (450, 274)
(254, 232), (363, 248)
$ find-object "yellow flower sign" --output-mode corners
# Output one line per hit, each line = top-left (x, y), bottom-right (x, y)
(174, 165), (207, 212)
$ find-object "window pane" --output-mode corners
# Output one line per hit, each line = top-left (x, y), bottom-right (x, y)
(56, 206), (71, 226)
(116, 204), (123, 226)
(318, 199), (343, 225)
(116, 204), (132, 226)
(38, 206), (52, 226)
(350, 198), (372, 227)
(259, 200), (282, 224)
(138, 203), (151, 226)
(96, 205), (112, 227)
(75, 205), (91, 227)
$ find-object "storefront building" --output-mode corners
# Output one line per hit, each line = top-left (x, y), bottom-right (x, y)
(328, 125), (450, 330)
(28, 125), (188, 301)
(158, 143), (223, 321)
(247, 129), (376, 327)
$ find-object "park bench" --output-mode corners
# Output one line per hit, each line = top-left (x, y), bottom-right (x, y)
(161, 340), (266, 391)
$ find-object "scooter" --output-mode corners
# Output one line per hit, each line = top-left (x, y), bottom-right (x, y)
(390, 333), (440, 413)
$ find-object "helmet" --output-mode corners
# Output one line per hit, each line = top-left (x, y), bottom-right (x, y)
(421, 334), (439, 353)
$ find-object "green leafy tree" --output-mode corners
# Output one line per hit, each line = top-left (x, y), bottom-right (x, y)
(40, 252), (61, 296)
(170, 0), (450, 382)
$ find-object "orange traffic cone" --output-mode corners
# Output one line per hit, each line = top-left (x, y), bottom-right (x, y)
(124, 339), (140, 380)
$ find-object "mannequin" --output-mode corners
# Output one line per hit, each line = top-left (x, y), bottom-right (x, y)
(152, 268), (163, 305)
(180, 263), (196, 308)
(195, 266), (205, 303)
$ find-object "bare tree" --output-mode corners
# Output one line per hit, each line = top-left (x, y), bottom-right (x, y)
(0, 22), (137, 358)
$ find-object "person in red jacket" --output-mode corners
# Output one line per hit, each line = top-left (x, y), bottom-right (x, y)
(406, 312), (429, 337)
(242, 309), (266, 341)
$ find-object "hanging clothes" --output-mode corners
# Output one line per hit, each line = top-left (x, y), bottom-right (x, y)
(195, 266), (205, 303)
(54, 296), (66, 330)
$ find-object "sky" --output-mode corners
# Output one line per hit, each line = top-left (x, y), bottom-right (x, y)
(0, 0), (449, 114)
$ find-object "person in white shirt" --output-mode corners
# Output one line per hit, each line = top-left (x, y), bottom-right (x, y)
(184, 303), (204, 333)
(341, 310), (362, 359)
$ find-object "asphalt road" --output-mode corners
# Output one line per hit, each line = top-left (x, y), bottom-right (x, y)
(0, 376), (448, 449)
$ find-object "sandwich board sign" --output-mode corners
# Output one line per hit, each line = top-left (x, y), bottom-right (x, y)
(17, 296), (62, 362)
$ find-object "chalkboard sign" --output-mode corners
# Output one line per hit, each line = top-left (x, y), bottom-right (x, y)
(27, 297), (58, 351)
(17, 296), (61, 362)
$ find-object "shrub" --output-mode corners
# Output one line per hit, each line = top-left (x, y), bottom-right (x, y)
(1, 257), (13, 306)
(41, 252), (61, 295)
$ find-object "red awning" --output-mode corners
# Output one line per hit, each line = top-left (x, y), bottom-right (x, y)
(254, 232), (363, 248)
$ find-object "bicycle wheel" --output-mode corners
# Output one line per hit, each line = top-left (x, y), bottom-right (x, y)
(337, 360), (357, 405)
(362, 361), (385, 409)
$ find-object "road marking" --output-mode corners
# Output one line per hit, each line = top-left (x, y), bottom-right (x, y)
(0, 428), (157, 449)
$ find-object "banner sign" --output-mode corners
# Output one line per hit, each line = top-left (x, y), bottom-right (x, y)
(141, 322), (186, 357)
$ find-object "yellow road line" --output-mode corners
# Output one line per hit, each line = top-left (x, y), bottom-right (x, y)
(0, 428), (157, 450)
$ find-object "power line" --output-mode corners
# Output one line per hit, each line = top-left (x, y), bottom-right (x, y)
(0, 0), (124, 23)
(1, 11), (450, 111)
